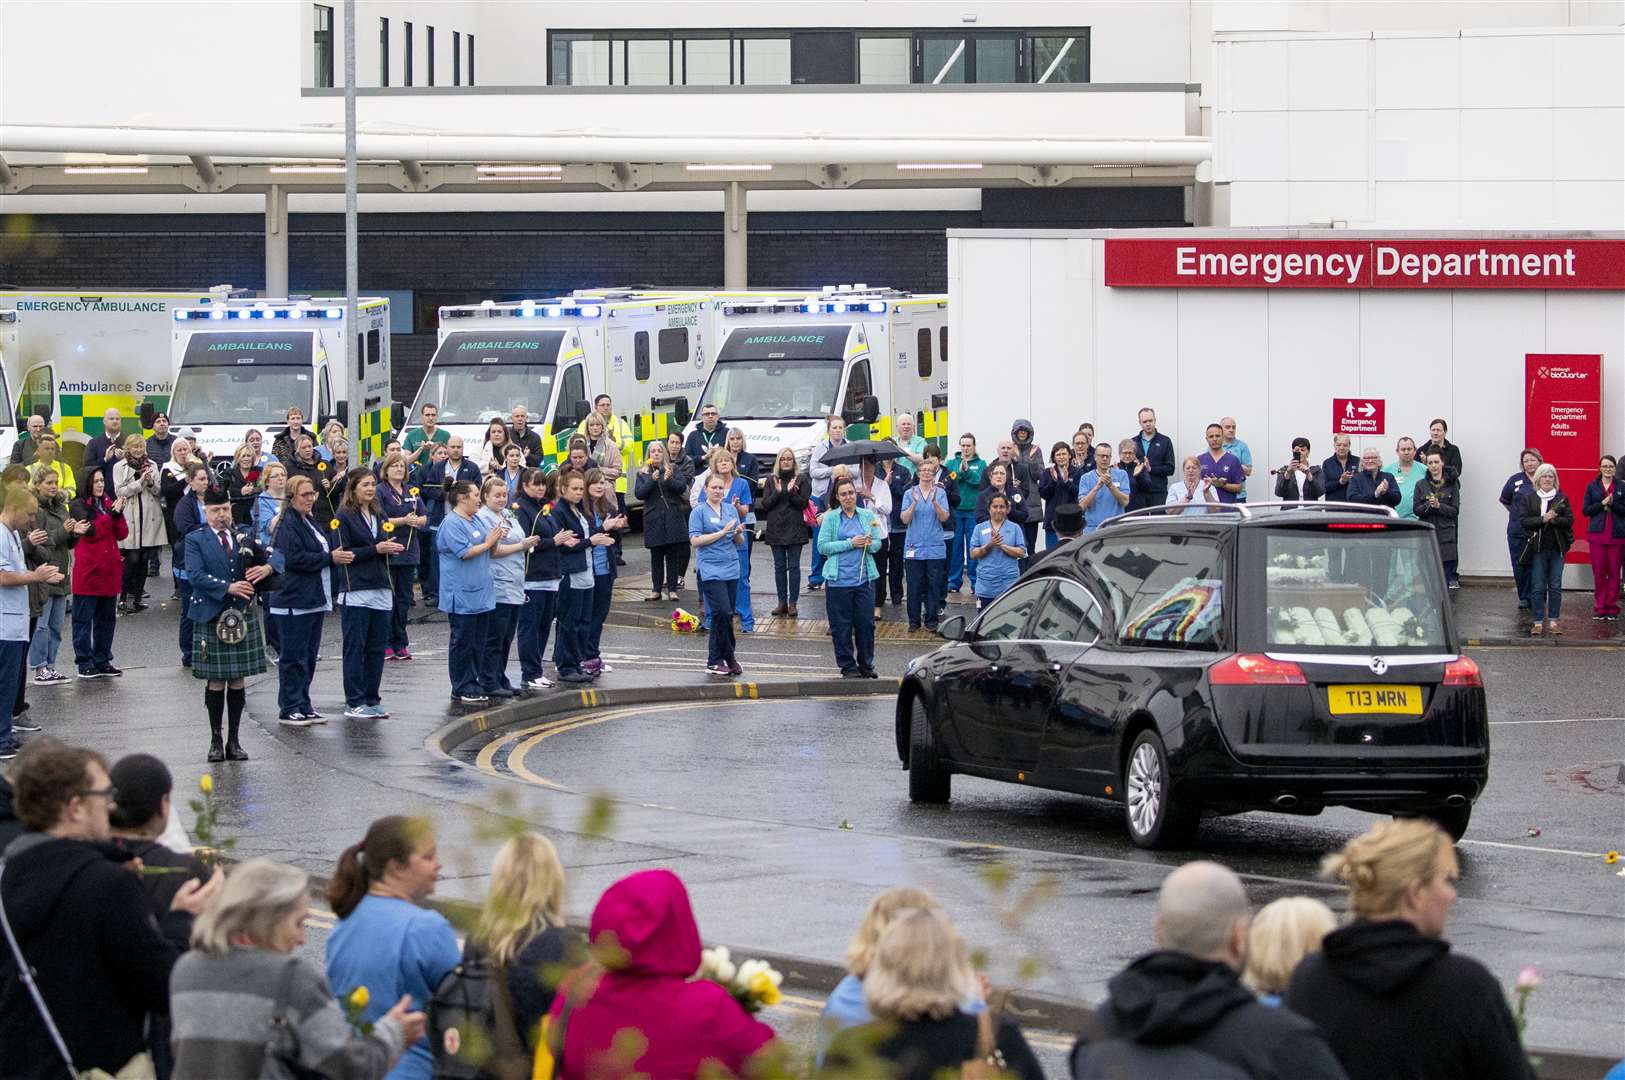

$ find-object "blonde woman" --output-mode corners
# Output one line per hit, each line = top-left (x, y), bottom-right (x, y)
(1285, 819), (1533, 1080)
(113, 432), (165, 612)
(468, 835), (585, 1059)
(824, 908), (1043, 1080)
(816, 886), (954, 1062)
(1243, 896), (1336, 1005)
(170, 859), (423, 1079)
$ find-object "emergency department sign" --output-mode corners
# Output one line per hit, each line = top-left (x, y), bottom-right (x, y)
(1333, 398), (1385, 436)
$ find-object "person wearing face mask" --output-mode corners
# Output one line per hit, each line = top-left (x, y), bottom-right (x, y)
(1582, 454), (1625, 621)
(1076, 443), (1131, 534)
(1517, 463), (1574, 636)
(1498, 449), (1543, 612)
(1414, 450), (1461, 590)
(1286, 820), (1533, 1080)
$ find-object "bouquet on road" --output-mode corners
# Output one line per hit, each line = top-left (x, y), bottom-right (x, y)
(694, 946), (783, 1013)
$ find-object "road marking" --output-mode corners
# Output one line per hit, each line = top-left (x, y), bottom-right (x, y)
(1489, 716), (1625, 725)
(1460, 839), (1615, 859)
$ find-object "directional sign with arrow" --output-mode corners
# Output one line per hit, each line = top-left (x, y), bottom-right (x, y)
(1333, 397), (1385, 435)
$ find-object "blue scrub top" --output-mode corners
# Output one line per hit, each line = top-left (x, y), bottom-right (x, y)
(971, 519), (1025, 600)
(437, 510), (496, 614)
(688, 501), (742, 581)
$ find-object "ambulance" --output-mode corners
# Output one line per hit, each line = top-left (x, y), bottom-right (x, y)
(160, 296), (398, 464)
(0, 286), (243, 468)
(409, 292), (715, 503)
(0, 311), (19, 460)
(691, 285), (951, 472)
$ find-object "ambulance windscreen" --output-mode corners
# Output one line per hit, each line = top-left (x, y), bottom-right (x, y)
(700, 326), (848, 419)
(170, 332), (317, 424)
(414, 331), (566, 425)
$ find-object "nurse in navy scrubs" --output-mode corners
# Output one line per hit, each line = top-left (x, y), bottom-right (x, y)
(437, 478), (505, 704)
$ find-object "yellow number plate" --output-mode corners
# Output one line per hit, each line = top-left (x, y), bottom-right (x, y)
(1328, 684), (1423, 716)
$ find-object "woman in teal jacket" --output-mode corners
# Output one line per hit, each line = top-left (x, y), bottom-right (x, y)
(816, 476), (886, 678)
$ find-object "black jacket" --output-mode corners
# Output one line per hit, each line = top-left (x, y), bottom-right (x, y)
(1414, 475), (1461, 562)
(1581, 477), (1625, 540)
(333, 506), (394, 594)
(1275, 463), (1326, 502)
(975, 476), (1030, 525)
(1071, 951), (1346, 1080)
(1137, 431), (1177, 501)
(826, 1013), (1044, 1080)
(1421, 438), (1463, 480)
(0, 776), (19, 853)
(1009, 419), (1045, 506)
(0, 833), (194, 1079)
(755, 472), (811, 548)
(549, 499), (594, 576)
(513, 494), (565, 582)
(1038, 464), (1081, 527)
(635, 464), (693, 549)
(1321, 453), (1358, 498)
(1285, 920), (1534, 1080)
(269, 510), (338, 610)
(505, 926), (587, 1053)
(1516, 487), (1574, 553)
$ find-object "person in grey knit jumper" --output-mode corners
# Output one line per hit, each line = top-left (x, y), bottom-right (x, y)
(169, 859), (426, 1080)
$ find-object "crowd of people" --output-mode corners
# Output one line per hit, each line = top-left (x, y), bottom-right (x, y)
(0, 398), (1620, 761)
(0, 739), (1551, 1080)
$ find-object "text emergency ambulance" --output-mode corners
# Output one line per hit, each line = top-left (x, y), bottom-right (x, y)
(408, 292), (714, 505)
(0, 286), (243, 468)
(163, 297), (396, 464)
(691, 286), (951, 474)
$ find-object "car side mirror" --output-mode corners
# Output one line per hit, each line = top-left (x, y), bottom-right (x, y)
(862, 394), (880, 424)
(137, 403), (156, 430)
(938, 615), (969, 642)
(673, 399), (692, 428)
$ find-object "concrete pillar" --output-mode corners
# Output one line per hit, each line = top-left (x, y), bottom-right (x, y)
(723, 181), (747, 289)
(264, 184), (289, 297)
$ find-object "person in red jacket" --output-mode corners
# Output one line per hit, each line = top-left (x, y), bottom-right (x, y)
(69, 468), (129, 679)
(548, 869), (777, 1079)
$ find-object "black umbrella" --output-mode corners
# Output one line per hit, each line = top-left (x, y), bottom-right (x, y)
(819, 439), (908, 466)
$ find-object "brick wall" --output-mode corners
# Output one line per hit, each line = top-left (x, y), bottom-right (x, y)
(1, 188), (1185, 403)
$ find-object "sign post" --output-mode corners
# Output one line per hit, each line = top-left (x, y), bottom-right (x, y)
(1524, 354), (1603, 566)
(1333, 397), (1385, 436)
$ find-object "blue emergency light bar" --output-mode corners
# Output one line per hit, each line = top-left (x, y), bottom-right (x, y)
(174, 305), (347, 321)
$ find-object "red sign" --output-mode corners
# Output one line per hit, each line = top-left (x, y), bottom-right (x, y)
(1524, 354), (1603, 565)
(1103, 239), (1625, 290)
(1333, 398), (1385, 435)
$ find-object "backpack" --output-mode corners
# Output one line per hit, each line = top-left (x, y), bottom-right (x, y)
(429, 942), (526, 1080)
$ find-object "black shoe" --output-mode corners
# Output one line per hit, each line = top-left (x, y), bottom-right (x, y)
(560, 671), (593, 684)
(77, 667), (101, 680)
(0, 744), (18, 761)
(225, 741), (249, 761)
(485, 686), (517, 699)
(859, 667), (880, 679)
(207, 738), (225, 763)
(97, 664), (123, 677)
(840, 667), (863, 679)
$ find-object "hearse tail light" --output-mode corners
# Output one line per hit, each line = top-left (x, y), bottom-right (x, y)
(1442, 657), (1482, 687)
(1210, 654), (1307, 686)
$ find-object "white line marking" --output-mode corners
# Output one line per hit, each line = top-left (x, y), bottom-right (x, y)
(1460, 840), (1610, 858)
(1490, 716), (1625, 725)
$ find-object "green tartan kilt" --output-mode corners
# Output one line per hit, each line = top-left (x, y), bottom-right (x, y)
(192, 607), (269, 681)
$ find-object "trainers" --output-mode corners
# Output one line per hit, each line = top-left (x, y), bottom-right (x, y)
(96, 664), (123, 677)
(32, 668), (65, 686)
(302, 709), (327, 723)
(365, 704), (391, 718)
(344, 705), (372, 719)
(278, 714), (314, 727)
(726, 660), (743, 677)
(11, 716), (41, 732)
(0, 744), (18, 761)
(525, 675), (554, 690)
(396, 647), (413, 660)
(384, 648), (397, 661)
(706, 663), (731, 676)
(559, 671), (593, 684)
(485, 686), (517, 699)
(77, 668), (102, 680)
(458, 694), (490, 704)
(599, 663), (614, 674)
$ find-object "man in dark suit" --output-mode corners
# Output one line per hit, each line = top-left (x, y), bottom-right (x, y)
(83, 409), (127, 491)
(185, 486), (272, 762)
(1135, 407), (1176, 505)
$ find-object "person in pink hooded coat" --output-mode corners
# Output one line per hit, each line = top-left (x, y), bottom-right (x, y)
(548, 869), (776, 1079)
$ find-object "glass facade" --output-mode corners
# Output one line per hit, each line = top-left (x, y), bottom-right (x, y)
(548, 28), (1087, 87)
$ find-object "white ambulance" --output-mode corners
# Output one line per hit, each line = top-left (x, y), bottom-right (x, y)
(162, 297), (397, 464)
(692, 286), (951, 471)
(0, 286), (242, 468)
(0, 312), (19, 460)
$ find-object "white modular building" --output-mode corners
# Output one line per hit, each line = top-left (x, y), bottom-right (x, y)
(948, 228), (1625, 582)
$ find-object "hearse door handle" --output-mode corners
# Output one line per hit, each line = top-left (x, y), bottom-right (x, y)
(988, 664), (1004, 675)
(1048, 662), (1064, 673)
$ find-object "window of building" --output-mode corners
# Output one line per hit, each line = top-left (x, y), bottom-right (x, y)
(379, 17), (389, 87)
(858, 35), (910, 84)
(738, 36), (791, 84)
(634, 333), (650, 382)
(403, 21), (414, 86)
(916, 31), (1024, 83)
(426, 26), (435, 86)
(453, 30), (461, 85)
(313, 5), (334, 89)
(792, 31), (854, 84)
(658, 327), (689, 365)
(916, 328), (933, 379)
(1031, 34), (1088, 83)
(683, 36), (732, 86)
(625, 37), (672, 85)
(467, 33), (475, 85)
(551, 33), (610, 85)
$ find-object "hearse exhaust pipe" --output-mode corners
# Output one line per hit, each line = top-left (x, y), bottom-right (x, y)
(1445, 794), (1469, 807)
(1273, 794), (1299, 809)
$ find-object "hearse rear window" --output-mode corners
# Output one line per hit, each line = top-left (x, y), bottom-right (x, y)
(1084, 537), (1225, 649)
(1263, 529), (1446, 649)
